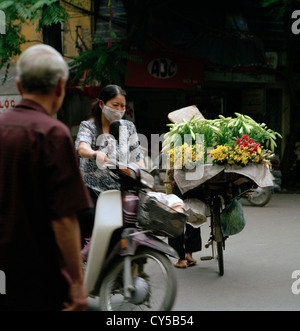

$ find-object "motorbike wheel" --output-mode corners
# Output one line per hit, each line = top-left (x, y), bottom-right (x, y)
(248, 187), (272, 207)
(99, 248), (177, 311)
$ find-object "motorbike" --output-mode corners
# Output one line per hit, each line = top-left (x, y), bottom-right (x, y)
(242, 186), (273, 207)
(242, 156), (281, 207)
(84, 125), (186, 311)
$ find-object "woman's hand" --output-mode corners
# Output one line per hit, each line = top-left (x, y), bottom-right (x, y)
(77, 142), (108, 166)
(94, 150), (108, 167)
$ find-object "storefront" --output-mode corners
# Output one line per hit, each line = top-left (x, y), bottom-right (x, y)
(124, 44), (285, 159)
(124, 39), (205, 138)
(0, 63), (22, 114)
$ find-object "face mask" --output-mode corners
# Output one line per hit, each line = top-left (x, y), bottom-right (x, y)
(102, 105), (125, 122)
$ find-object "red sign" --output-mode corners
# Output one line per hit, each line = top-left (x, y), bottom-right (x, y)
(125, 51), (203, 89)
(0, 95), (22, 113)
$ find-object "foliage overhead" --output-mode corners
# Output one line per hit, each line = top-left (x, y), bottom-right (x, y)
(69, 40), (141, 87)
(0, 0), (71, 73)
(0, 0), (137, 86)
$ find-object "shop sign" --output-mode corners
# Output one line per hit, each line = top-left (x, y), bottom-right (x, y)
(147, 58), (178, 79)
(0, 95), (21, 113)
(126, 52), (203, 89)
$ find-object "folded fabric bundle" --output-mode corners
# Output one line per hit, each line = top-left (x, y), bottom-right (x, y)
(184, 198), (208, 228)
(146, 192), (185, 212)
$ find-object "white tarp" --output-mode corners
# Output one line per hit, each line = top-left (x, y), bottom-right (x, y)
(174, 163), (274, 194)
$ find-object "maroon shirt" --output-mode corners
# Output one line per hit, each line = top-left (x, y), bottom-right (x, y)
(0, 99), (92, 310)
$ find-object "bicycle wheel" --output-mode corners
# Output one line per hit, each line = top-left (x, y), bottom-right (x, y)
(212, 196), (224, 276)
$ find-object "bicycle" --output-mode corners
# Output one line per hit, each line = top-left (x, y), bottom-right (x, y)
(196, 172), (255, 276)
(198, 195), (224, 275)
(195, 190), (225, 276)
(165, 166), (256, 276)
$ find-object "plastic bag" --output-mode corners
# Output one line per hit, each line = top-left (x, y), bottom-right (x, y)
(220, 198), (246, 236)
(183, 198), (208, 228)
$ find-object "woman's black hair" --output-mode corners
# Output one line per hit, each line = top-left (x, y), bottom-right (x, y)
(90, 84), (127, 135)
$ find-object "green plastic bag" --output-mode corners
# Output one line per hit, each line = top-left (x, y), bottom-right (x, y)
(220, 198), (246, 236)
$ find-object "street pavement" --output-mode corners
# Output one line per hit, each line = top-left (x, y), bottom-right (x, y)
(88, 193), (300, 311)
(171, 193), (300, 311)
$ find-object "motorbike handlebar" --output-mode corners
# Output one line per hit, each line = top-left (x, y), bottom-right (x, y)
(105, 161), (154, 190)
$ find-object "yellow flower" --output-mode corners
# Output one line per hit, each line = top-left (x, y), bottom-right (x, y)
(210, 140), (265, 167)
(241, 156), (248, 165)
(167, 143), (204, 168)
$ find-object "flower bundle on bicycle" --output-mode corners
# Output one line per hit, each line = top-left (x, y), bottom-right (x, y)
(210, 134), (265, 167)
(162, 108), (282, 275)
(163, 113), (281, 168)
(168, 142), (204, 169)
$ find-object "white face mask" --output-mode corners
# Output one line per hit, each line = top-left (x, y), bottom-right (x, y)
(102, 105), (125, 122)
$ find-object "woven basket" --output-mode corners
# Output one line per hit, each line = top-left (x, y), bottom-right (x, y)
(137, 191), (186, 238)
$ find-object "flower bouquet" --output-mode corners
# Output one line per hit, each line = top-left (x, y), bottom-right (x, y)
(210, 134), (266, 167)
(163, 112), (281, 167)
(167, 142), (204, 169)
(163, 111), (278, 197)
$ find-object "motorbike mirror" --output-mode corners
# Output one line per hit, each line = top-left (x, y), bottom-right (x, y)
(109, 120), (121, 141)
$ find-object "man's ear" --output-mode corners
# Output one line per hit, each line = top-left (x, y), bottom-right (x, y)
(15, 78), (23, 96)
(55, 77), (67, 97)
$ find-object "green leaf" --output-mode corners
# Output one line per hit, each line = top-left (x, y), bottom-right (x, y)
(0, 1), (15, 10)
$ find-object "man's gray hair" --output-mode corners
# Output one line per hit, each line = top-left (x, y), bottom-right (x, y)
(16, 44), (69, 95)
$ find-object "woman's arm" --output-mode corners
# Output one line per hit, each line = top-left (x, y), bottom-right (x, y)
(77, 141), (108, 164)
(77, 141), (96, 159)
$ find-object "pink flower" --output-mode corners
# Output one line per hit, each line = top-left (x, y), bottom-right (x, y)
(242, 134), (249, 141)
(237, 138), (241, 144)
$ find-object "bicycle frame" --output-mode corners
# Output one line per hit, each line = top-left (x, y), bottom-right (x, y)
(201, 194), (224, 276)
